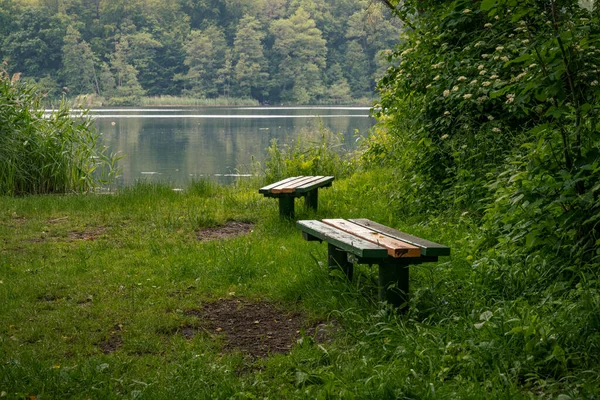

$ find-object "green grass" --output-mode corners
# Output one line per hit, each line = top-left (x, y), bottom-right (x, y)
(0, 170), (598, 399)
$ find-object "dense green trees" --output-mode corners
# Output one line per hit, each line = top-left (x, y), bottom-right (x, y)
(0, 0), (402, 104)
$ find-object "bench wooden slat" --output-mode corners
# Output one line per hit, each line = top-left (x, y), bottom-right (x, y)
(349, 219), (451, 257)
(322, 219), (421, 258)
(259, 176), (302, 194)
(296, 220), (389, 259)
(294, 176), (335, 193)
(266, 176), (310, 193)
(270, 176), (325, 194)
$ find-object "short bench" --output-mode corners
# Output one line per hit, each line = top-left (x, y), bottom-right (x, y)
(259, 176), (335, 218)
(297, 218), (450, 310)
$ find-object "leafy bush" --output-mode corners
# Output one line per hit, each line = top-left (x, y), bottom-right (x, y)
(377, 0), (600, 259)
(371, 0), (600, 391)
(0, 67), (119, 195)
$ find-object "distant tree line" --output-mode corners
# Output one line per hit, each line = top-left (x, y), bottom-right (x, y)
(0, 0), (402, 105)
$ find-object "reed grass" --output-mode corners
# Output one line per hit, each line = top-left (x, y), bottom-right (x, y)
(139, 96), (259, 107)
(0, 69), (119, 195)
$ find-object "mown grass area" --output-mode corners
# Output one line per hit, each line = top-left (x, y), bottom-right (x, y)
(0, 171), (597, 399)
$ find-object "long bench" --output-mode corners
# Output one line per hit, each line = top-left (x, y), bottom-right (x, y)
(259, 176), (335, 218)
(296, 218), (450, 310)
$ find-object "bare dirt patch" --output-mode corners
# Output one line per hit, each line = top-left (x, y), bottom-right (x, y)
(185, 299), (316, 359)
(68, 226), (106, 241)
(195, 221), (254, 241)
(98, 324), (123, 354)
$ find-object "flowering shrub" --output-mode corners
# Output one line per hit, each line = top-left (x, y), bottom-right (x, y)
(378, 0), (600, 265)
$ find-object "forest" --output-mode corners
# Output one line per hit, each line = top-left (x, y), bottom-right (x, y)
(0, 0), (402, 105)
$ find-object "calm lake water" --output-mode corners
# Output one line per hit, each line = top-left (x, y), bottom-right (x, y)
(91, 106), (375, 186)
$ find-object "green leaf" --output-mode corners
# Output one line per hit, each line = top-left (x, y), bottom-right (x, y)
(480, 0), (497, 11)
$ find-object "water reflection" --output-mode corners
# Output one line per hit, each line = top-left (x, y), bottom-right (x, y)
(94, 107), (374, 186)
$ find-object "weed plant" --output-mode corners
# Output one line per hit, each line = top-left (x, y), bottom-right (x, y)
(260, 124), (357, 183)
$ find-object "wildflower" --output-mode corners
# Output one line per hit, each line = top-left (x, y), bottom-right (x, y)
(522, 39), (530, 44)
(484, 23), (493, 28)
(434, 75), (440, 81)
(495, 15), (500, 20)
(501, 56), (510, 62)
(506, 93), (515, 103)
(478, 64), (485, 70)
(458, 76), (467, 81)
(496, 46), (505, 51)
(529, 63), (537, 68)
(482, 81), (491, 87)
(519, 20), (527, 26)
(452, 86), (459, 92)
(490, 74), (499, 79)
(487, 115), (494, 121)
(443, 89), (450, 96)
(470, 80), (478, 85)
(463, 8), (471, 13)
(479, 70), (487, 75)
(441, 134), (449, 139)
(477, 95), (488, 102)
(444, 111), (451, 116)
(482, 54), (490, 59)
(592, 80), (599, 86)
(580, 18), (590, 22)
(401, 48), (413, 56)
(426, 84), (432, 89)
(493, 56), (500, 60)
(546, 21), (552, 25)
(416, 40), (422, 45)
(492, 127), (501, 133)
(475, 41), (483, 47)
(463, 93), (473, 99)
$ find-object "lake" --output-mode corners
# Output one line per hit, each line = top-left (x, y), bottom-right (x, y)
(92, 106), (375, 186)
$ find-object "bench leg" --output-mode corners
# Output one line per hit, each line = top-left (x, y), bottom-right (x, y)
(328, 244), (353, 280)
(304, 189), (318, 211)
(278, 197), (294, 218)
(378, 260), (409, 311)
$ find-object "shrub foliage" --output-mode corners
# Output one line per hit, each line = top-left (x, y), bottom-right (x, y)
(372, 0), (600, 392)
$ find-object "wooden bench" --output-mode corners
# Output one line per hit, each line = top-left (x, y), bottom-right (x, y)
(296, 218), (450, 310)
(259, 176), (335, 218)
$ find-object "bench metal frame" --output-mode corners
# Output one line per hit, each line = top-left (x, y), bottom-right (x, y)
(297, 218), (450, 311)
(259, 176), (335, 218)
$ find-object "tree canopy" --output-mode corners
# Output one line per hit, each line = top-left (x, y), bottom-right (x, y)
(0, 0), (403, 104)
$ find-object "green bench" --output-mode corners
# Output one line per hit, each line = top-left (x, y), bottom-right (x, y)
(297, 218), (450, 310)
(259, 176), (335, 218)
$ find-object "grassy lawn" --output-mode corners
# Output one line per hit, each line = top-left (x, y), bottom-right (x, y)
(0, 170), (596, 399)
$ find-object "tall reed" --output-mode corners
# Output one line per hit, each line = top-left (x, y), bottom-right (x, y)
(139, 95), (259, 107)
(0, 68), (119, 195)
